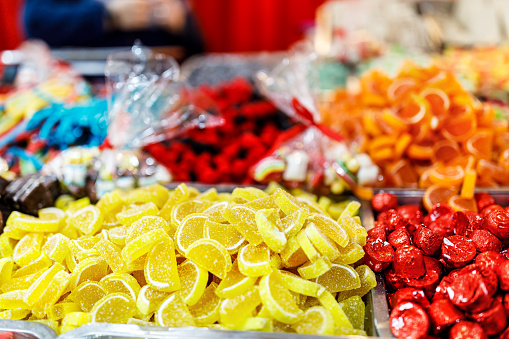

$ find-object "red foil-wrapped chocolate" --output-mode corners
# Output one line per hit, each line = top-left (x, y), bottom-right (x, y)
(467, 295), (507, 336)
(481, 204), (504, 218)
(475, 192), (496, 212)
(367, 226), (387, 242)
(405, 268), (440, 299)
(464, 211), (484, 232)
(379, 209), (410, 232)
(496, 260), (509, 290)
(448, 321), (488, 339)
(414, 226), (444, 256)
(469, 229), (503, 253)
(441, 236), (476, 268)
(390, 287), (430, 309)
(429, 299), (465, 333)
(390, 301), (430, 339)
(429, 214), (455, 237)
(385, 268), (407, 291)
(504, 294), (509, 318)
(397, 204), (424, 230)
(394, 245), (426, 279)
(388, 227), (412, 249)
(500, 326), (509, 339)
(484, 209), (509, 242)
(451, 211), (469, 236)
(474, 251), (505, 271)
(424, 256), (443, 276)
(364, 239), (394, 272)
(372, 192), (398, 212)
(428, 204), (455, 222)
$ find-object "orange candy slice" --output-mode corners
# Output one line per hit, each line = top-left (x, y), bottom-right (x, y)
(423, 185), (459, 211)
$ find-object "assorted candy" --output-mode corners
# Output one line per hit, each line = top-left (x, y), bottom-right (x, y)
(320, 62), (509, 188)
(0, 183), (374, 336)
(367, 191), (509, 338)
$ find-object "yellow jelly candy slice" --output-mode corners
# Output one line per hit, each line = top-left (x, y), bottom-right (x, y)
(270, 254), (283, 270)
(127, 317), (154, 326)
(43, 233), (70, 264)
(107, 226), (130, 246)
(297, 196), (327, 215)
(63, 311), (91, 327)
(256, 209), (286, 253)
(339, 201), (361, 218)
(202, 201), (228, 223)
(280, 236), (307, 268)
(0, 235), (14, 258)
(69, 281), (106, 312)
(189, 282), (221, 325)
(293, 306), (335, 335)
(171, 200), (211, 226)
(318, 196), (332, 212)
(24, 263), (65, 307)
(238, 243), (271, 277)
(54, 194), (75, 210)
(96, 190), (124, 215)
(244, 196), (279, 211)
(126, 216), (169, 245)
(116, 202), (159, 226)
(222, 205), (263, 245)
(274, 188), (308, 216)
(91, 292), (137, 324)
(259, 271), (303, 324)
(296, 229), (320, 262)
(334, 238), (365, 265)
(32, 270), (71, 318)
(12, 252), (52, 278)
(145, 234), (180, 292)
(121, 228), (168, 263)
(0, 289), (28, 309)
(318, 290), (352, 328)
(275, 270), (324, 297)
(13, 214), (60, 233)
(69, 205), (103, 236)
(100, 273), (141, 300)
(219, 285), (262, 329)
(197, 187), (218, 201)
(215, 260), (256, 299)
(204, 220), (244, 254)
(60, 325), (77, 334)
(281, 208), (308, 238)
(0, 308), (30, 320)
(75, 248), (100, 262)
(1, 272), (39, 292)
(13, 233), (44, 266)
(124, 184), (169, 209)
(69, 257), (108, 290)
(127, 254), (147, 272)
(175, 214), (208, 255)
(316, 263), (361, 293)
(0, 257), (14, 282)
(304, 222), (340, 261)
(340, 215), (367, 246)
(241, 317), (273, 331)
(156, 292), (197, 327)
(232, 187), (268, 201)
(308, 213), (349, 247)
(338, 295), (365, 330)
(186, 238), (232, 280)
(178, 260), (208, 306)
(2, 226), (27, 241)
(137, 285), (170, 315)
(298, 257), (332, 280)
(94, 238), (129, 273)
(47, 302), (81, 321)
(337, 265), (376, 301)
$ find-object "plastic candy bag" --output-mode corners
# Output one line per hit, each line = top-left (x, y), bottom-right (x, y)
(105, 43), (223, 149)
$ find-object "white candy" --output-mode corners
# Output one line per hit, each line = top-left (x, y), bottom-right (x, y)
(283, 150), (309, 182)
(357, 165), (379, 186)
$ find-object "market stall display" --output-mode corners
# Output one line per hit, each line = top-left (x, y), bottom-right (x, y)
(367, 191), (509, 338)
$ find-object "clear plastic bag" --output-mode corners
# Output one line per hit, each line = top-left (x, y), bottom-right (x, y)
(105, 44), (223, 148)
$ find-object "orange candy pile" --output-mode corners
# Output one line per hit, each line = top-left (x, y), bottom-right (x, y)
(320, 61), (509, 189)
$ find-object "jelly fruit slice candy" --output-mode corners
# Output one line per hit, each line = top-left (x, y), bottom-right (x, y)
(204, 220), (244, 254)
(219, 285), (262, 329)
(188, 282), (221, 325)
(177, 260), (208, 306)
(259, 271), (303, 324)
(156, 293), (196, 327)
(185, 238), (232, 280)
(292, 306), (335, 335)
(90, 292), (137, 324)
(238, 243), (271, 277)
(145, 234), (181, 292)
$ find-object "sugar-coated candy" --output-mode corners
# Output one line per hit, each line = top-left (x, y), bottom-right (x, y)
(0, 183), (372, 336)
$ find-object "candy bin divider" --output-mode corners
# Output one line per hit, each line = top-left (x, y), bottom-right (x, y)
(0, 319), (58, 339)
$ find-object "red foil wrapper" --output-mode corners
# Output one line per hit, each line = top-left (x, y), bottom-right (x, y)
(390, 301), (429, 339)
(451, 211), (469, 236)
(424, 256), (443, 276)
(385, 268), (407, 291)
(467, 295), (507, 336)
(441, 236), (476, 268)
(394, 245), (426, 279)
(390, 287), (430, 309)
(504, 294), (509, 318)
(429, 299), (465, 333)
(367, 226), (387, 242)
(475, 192), (496, 212)
(364, 239), (394, 272)
(448, 321), (488, 339)
(464, 211), (484, 232)
(429, 214), (455, 237)
(388, 227), (412, 249)
(414, 226), (444, 256)
(428, 204), (455, 222)
(496, 260), (509, 291)
(474, 251), (506, 271)
(406, 268), (440, 300)
(484, 209), (509, 242)
(379, 209), (410, 232)
(397, 205), (424, 229)
(500, 326), (509, 339)
(480, 204), (504, 218)
(469, 229), (503, 253)
(372, 192), (398, 212)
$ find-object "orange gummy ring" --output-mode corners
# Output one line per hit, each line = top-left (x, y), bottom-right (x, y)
(432, 140), (461, 163)
(420, 88), (450, 116)
(396, 95), (429, 124)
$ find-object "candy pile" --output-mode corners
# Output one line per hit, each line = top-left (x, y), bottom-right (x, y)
(320, 62), (509, 188)
(0, 183), (374, 336)
(145, 78), (290, 184)
(367, 191), (509, 338)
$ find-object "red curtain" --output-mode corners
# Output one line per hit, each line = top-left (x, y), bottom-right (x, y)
(189, 0), (326, 52)
(0, 0), (24, 51)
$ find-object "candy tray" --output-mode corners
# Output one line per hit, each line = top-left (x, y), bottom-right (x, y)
(0, 188), (387, 339)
